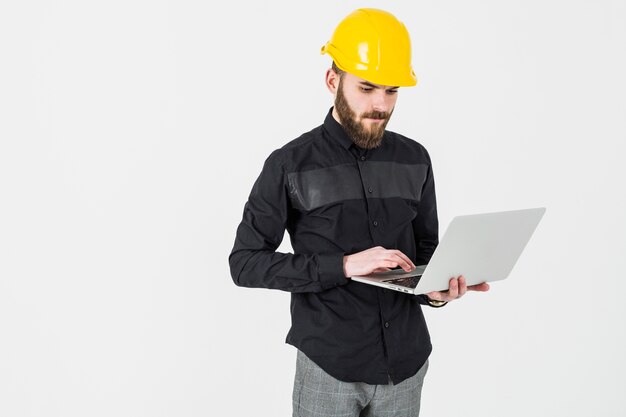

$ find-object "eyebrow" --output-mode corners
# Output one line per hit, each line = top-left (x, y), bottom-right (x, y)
(359, 81), (400, 90)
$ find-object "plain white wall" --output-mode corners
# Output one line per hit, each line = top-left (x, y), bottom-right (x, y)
(1, 0), (625, 416)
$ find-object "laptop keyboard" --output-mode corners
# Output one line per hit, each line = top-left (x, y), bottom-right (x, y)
(383, 276), (421, 289)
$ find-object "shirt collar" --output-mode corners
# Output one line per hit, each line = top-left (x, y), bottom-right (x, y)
(323, 107), (356, 150)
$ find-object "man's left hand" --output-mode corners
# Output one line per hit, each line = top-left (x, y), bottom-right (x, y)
(426, 275), (490, 302)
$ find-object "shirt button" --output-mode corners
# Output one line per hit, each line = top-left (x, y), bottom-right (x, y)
(360, 156), (366, 161)
(373, 220), (379, 227)
(384, 322), (389, 328)
(368, 187), (373, 193)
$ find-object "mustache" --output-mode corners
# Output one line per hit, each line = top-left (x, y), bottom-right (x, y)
(361, 111), (390, 120)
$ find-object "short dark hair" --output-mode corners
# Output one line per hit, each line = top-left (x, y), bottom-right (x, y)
(332, 61), (345, 77)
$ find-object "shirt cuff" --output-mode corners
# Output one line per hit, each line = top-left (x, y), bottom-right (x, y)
(317, 253), (348, 289)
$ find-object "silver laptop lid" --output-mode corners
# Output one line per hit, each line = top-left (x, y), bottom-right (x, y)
(414, 207), (546, 294)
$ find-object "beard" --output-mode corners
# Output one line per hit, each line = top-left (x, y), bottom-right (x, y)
(334, 82), (393, 149)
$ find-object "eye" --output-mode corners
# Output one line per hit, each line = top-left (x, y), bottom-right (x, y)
(360, 87), (373, 92)
(387, 90), (398, 95)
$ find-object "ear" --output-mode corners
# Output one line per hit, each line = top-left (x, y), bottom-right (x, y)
(325, 68), (339, 95)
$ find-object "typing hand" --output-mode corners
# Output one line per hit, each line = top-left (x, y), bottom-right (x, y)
(343, 246), (416, 277)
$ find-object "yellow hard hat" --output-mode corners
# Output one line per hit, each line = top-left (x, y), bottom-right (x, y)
(321, 8), (417, 87)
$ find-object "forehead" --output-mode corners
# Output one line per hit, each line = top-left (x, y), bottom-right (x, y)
(341, 72), (397, 89)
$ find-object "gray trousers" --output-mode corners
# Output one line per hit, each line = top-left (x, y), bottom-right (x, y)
(292, 350), (429, 417)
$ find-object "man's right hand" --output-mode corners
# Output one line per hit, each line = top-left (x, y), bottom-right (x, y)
(342, 246), (416, 277)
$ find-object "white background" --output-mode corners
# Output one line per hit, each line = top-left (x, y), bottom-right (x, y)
(1, 0), (625, 416)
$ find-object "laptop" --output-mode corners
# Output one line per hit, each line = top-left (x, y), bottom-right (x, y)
(350, 207), (546, 295)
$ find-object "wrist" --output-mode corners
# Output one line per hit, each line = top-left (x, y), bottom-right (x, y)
(342, 255), (350, 278)
(426, 296), (448, 307)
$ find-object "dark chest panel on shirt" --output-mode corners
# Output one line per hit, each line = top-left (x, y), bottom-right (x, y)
(287, 161), (428, 212)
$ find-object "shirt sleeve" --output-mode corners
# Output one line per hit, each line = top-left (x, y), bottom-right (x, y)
(411, 153), (441, 306)
(228, 149), (348, 293)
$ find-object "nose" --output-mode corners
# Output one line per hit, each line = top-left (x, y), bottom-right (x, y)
(371, 90), (391, 113)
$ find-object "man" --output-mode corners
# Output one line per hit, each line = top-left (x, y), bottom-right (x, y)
(229, 8), (489, 417)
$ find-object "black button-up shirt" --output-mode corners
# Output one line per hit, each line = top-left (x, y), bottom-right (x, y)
(229, 107), (440, 385)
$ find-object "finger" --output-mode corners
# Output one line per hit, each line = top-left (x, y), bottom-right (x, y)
(397, 255), (414, 272)
(447, 278), (459, 300)
(382, 254), (411, 272)
(468, 282), (490, 292)
(392, 250), (416, 269)
(458, 275), (467, 297)
(395, 251), (415, 272)
(378, 260), (400, 269)
(372, 267), (392, 273)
